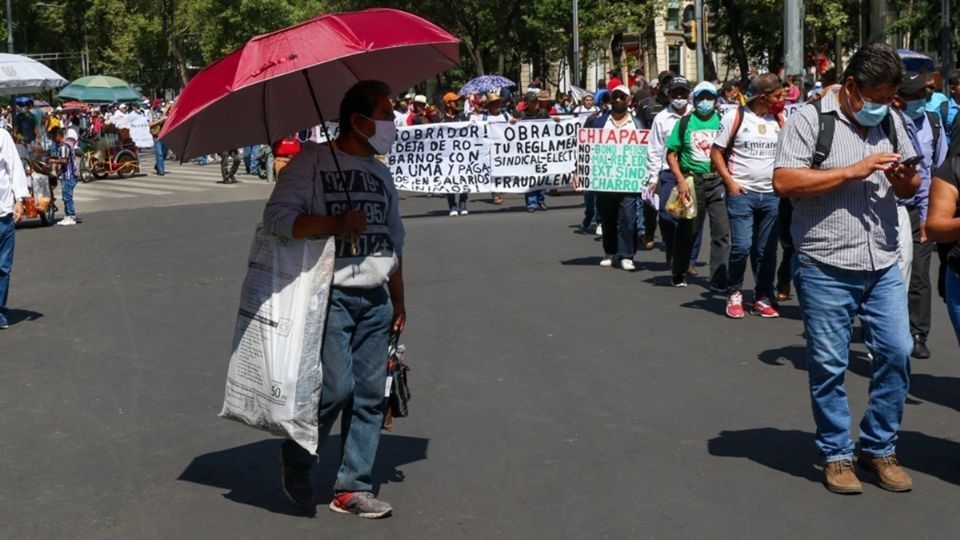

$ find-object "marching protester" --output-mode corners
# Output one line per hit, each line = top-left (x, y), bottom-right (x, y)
(264, 80), (406, 519)
(472, 92), (511, 205)
(150, 103), (168, 176)
(407, 95), (430, 125)
(711, 73), (784, 319)
(646, 76), (690, 264)
(573, 94), (599, 116)
(514, 90), (550, 212)
(587, 85), (645, 270)
(665, 81), (728, 289)
(442, 92), (469, 216)
(219, 149), (241, 184)
(927, 158), (960, 344)
(773, 42), (920, 495)
(0, 123), (28, 329)
(892, 72), (947, 359)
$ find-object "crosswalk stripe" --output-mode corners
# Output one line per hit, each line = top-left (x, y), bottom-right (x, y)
(69, 187), (135, 199)
(94, 179), (208, 192)
(78, 184), (174, 196)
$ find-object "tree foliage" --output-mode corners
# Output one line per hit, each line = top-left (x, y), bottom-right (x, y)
(2, 0), (956, 96)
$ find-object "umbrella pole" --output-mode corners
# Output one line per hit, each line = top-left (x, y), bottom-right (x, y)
(302, 69), (358, 256)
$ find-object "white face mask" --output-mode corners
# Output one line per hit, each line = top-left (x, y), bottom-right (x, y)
(671, 98), (688, 111)
(359, 115), (397, 154)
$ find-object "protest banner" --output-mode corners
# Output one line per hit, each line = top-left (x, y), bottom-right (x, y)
(128, 114), (154, 149)
(575, 128), (650, 192)
(487, 118), (582, 176)
(387, 121), (492, 194)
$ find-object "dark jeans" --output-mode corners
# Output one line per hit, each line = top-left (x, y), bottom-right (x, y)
(281, 286), (393, 493)
(657, 170), (701, 265)
(582, 191), (599, 229)
(220, 150), (240, 181)
(597, 193), (638, 259)
(777, 198), (795, 293)
(907, 206), (934, 338)
(641, 200), (658, 242)
(726, 190), (780, 298)
(446, 193), (468, 209)
(673, 176), (730, 285)
(0, 214), (14, 312)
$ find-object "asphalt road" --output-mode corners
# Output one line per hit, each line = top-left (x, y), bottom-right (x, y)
(3, 170), (960, 539)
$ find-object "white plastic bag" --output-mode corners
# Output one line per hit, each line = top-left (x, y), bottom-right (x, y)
(219, 224), (336, 454)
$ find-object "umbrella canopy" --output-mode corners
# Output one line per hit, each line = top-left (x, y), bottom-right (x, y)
(58, 75), (142, 103)
(458, 75), (515, 96)
(896, 49), (936, 73)
(159, 8), (459, 160)
(60, 100), (89, 112)
(0, 54), (67, 96)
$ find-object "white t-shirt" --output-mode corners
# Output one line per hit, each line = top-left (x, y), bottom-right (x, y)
(712, 107), (780, 193)
(469, 111), (510, 123)
(573, 105), (599, 115)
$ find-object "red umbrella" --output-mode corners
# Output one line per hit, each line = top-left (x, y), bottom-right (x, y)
(159, 8), (459, 160)
(60, 100), (89, 112)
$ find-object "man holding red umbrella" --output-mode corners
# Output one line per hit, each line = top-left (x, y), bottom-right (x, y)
(263, 80), (405, 519)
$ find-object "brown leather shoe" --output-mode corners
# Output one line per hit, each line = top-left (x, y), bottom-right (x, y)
(823, 460), (863, 494)
(858, 454), (913, 492)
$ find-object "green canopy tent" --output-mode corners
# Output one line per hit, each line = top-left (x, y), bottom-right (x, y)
(57, 75), (142, 103)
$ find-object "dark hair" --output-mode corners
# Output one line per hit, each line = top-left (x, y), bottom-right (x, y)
(843, 42), (904, 88)
(949, 71), (960, 87)
(338, 80), (392, 136)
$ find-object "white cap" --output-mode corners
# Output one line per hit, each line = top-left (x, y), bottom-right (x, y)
(611, 84), (631, 97)
(66, 128), (79, 141)
(413, 95), (428, 104)
(119, 103), (128, 110)
(692, 81), (718, 97)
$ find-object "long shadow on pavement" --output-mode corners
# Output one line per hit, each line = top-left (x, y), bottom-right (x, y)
(707, 428), (821, 483)
(4, 308), (43, 326)
(178, 434), (429, 516)
(708, 429), (960, 488)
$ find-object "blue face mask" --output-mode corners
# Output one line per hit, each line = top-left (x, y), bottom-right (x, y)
(695, 99), (715, 116)
(904, 99), (926, 120)
(850, 85), (889, 126)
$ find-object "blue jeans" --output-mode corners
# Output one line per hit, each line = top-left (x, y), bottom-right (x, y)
(154, 140), (166, 174)
(793, 253), (912, 462)
(946, 266), (960, 346)
(243, 145), (259, 174)
(525, 189), (545, 208)
(282, 286), (393, 493)
(61, 177), (78, 217)
(726, 190), (780, 297)
(0, 214), (14, 312)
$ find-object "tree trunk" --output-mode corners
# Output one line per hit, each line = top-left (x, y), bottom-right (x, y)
(720, 0), (750, 82)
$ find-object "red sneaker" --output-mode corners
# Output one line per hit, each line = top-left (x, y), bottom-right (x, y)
(751, 297), (780, 318)
(726, 291), (745, 319)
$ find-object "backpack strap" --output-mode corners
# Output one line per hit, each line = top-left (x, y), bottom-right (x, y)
(812, 99), (835, 169)
(927, 110), (942, 164)
(881, 112), (899, 154)
(722, 105), (746, 161)
(677, 114), (692, 153)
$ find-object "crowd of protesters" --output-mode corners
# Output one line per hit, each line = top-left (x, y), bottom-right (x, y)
(361, 42), (960, 497)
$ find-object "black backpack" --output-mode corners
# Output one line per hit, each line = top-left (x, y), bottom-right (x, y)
(810, 99), (898, 168)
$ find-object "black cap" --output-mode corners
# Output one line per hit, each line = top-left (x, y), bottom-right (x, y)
(667, 76), (691, 91)
(898, 71), (926, 96)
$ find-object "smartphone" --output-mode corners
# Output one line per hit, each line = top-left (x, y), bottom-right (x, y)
(899, 155), (923, 167)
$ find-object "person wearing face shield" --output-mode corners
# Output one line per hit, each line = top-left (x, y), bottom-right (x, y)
(773, 42), (921, 495)
(263, 80), (406, 519)
(892, 72), (948, 360)
(710, 73), (786, 319)
(664, 81), (729, 289)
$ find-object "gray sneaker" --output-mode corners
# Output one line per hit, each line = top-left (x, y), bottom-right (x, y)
(329, 491), (393, 519)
